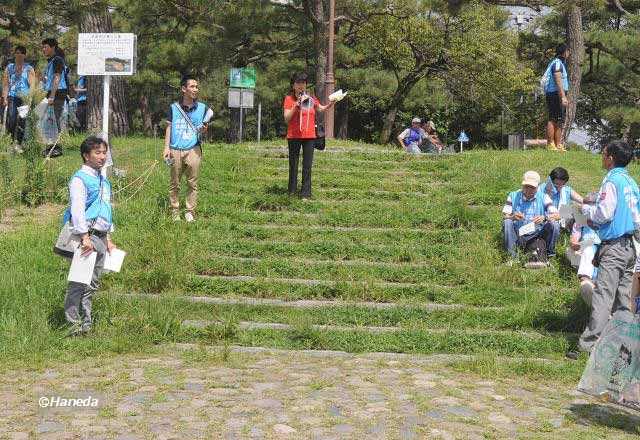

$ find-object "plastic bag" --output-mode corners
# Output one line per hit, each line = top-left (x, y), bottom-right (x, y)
(39, 105), (59, 144)
(578, 310), (640, 411)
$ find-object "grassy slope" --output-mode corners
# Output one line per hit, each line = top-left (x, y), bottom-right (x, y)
(0, 136), (626, 381)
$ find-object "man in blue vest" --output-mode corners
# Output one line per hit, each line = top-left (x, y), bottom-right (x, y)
(74, 75), (87, 132)
(63, 136), (117, 336)
(502, 171), (560, 265)
(2, 46), (35, 149)
(575, 140), (640, 354)
(41, 38), (69, 157)
(397, 117), (427, 154)
(163, 75), (213, 222)
(543, 43), (570, 152)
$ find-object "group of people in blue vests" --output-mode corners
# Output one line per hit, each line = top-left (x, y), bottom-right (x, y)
(1, 38), (87, 156)
(501, 140), (640, 358)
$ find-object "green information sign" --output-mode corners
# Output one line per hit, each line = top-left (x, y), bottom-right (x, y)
(229, 67), (256, 89)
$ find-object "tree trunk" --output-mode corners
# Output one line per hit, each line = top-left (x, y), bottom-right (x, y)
(80, 7), (130, 136)
(379, 71), (423, 144)
(380, 107), (399, 146)
(139, 95), (153, 136)
(305, 0), (327, 100)
(337, 99), (348, 139)
(0, 38), (11, 69)
(563, 4), (584, 143)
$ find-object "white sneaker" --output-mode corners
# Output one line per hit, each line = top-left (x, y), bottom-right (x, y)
(524, 261), (549, 270)
(185, 212), (195, 223)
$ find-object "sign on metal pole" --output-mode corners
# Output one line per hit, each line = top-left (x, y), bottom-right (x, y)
(78, 33), (137, 76)
(457, 131), (469, 153)
(228, 88), (255, 109)
(229, 68), (256, 89)
(78, 33), (137, 175)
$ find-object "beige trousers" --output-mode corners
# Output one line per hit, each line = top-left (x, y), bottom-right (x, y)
(169, 146), (202, 214)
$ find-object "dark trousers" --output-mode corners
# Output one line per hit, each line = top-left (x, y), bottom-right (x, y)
(76, 101), (87, 132)
(288, 139), (315, 197)
(6, 96), (25, 144)
(49, 90), (67, 132)
(503, 219), (560, 258)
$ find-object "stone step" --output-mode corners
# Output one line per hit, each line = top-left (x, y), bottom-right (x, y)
(206, 255), (429, 269)
(181, 320), (566, 339)
(245, 145), (401, 155)
(194, 273), (573, 296)
(235, 222), (434, 234)
(172, 343), (563, 364)
(196, 274), (439, 290)
(119, 293), (494, 311)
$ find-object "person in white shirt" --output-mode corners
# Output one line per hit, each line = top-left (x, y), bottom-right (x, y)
(62, 136), (117, 336)
(397, 117), (427, 154)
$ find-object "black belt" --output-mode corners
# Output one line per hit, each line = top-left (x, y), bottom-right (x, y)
(89, 229), (108, 238)
(600, 234), (633, 246)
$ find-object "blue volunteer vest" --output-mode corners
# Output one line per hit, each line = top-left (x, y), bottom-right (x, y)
(77, 76), (87, 102)
(44, 56), (68, 92)
(403, 128), (422, 146)
(169, 102), (207, 150)
(538, 177), (572, 209)
(596, 167), (640, 241)
(7, 63), (32, 97)
(63, 170), (113, 228)
(544, 58), (569, 94)
(509, 190), (546, 232)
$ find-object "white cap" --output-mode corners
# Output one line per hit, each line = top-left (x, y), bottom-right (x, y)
(522, 171), (541, 188)
(411, 117), (421, 124)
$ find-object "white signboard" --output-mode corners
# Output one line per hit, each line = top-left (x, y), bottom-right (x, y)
(78, 33), (137, 76)
(228, 88), (254, 109)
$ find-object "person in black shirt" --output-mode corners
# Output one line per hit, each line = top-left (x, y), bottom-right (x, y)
(41, 38), (69, 157)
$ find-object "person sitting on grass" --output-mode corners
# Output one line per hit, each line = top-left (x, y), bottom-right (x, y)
(538, 167), (583, 229)
(422, 120), (445, 154)
(397, 117), (427, 154)
(502, 170), (560, 265)
(62, 136), (117, 336)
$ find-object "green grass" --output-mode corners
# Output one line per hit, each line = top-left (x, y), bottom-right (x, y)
(0, 135), (622, 380)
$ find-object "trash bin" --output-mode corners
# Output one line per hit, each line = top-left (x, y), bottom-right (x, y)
(508, 134), (524, 150)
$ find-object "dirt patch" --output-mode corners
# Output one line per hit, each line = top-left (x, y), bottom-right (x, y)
(0, 203), (64, 233)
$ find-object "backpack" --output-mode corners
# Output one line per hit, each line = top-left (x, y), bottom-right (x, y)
(538, 61), (553, 95)
(524, 236), (548, 269)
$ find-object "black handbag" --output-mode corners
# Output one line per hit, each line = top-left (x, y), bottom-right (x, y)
(314, 123), (325, 151)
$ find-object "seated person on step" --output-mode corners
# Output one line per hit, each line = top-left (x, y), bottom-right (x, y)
(421, 120), (445, 153)
(537, 167), (583, 230)
(502, 171), (561, 262)
(397, 117), (427, 154)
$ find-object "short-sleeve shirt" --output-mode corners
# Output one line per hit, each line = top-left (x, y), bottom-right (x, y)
(398, 128), (427, 140)
(283, 94), (319, 139)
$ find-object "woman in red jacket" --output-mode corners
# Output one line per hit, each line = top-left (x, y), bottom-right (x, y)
(283, 72), (334, 199)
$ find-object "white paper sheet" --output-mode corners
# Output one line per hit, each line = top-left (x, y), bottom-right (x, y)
(559, 204), (573, 220)
(565, 247), (582, 267)
(329, 89), (347, 102)
(103, 249), (126, 273)
(572, 208), (588, 226)
(518, 222), (536, 236)
(67, 249), (97, 285)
